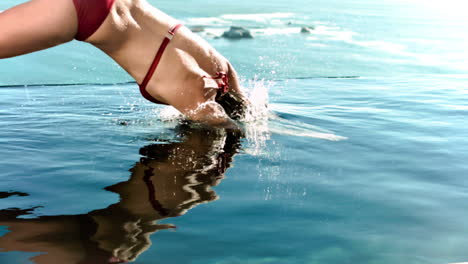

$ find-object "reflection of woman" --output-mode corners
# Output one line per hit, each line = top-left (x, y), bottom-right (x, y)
(0, 127), (242, 263)
(0, 0), (249, 128)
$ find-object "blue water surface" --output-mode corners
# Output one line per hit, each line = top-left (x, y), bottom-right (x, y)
(1, 0), (468, 263)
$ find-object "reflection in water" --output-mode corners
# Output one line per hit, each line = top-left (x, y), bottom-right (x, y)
(0, 126), (242, 264)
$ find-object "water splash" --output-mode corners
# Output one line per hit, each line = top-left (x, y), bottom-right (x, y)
(109, 78), (345, 153)
(156, 106), (184, 122)
(239, 78), (273, 156)
(239, 78), (347, 155)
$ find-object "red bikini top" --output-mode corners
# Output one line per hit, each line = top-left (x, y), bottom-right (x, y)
(72, 0), (116, 41)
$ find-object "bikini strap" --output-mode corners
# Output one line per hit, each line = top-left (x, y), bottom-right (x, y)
(140, 24), (184, 90)
(202, 72), (230, 94)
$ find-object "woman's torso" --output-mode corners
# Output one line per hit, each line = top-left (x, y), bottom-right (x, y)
(82, 0), (230, 104)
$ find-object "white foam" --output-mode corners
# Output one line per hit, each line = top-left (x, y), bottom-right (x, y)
(155, 106), (183, 122)
(202, 28), (225, 37)
(441, 104), (468, 110)
(237, 79), (347, 156)
(307, 43), (329, 48)
(271, 19), (286, 25)
(220, 13), (295, 22)
(187, 14), (415, 61)
(351, 40), (407, 54)
(187, 12), (295, 27)
(269, 104), (347, 141)
(238, 77), (271, 119)
(202, 27), (321, 38)
(185, 17), (230, 26)
(251, 27), (301, 36)
(307, 25), (410, 55)
(313, 21), (330, 25)
(311, 25), (358, 41)
(240, 78), (273, 156)
(269, 120), (347, 141)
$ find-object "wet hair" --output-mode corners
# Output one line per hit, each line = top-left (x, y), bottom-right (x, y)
(216, 92), (247, 121)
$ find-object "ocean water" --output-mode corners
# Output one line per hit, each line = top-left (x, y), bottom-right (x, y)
(1, 0), (468, 263)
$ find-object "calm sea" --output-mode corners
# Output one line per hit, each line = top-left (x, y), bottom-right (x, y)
(1, 0), (468, 263)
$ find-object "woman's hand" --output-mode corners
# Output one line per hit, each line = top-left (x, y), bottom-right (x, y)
(184, 101), (242, 130)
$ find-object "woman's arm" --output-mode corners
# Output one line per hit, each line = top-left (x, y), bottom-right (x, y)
(0, 0), (78, 59)
(157, 71), (242, 130)
(182, 101), (241, 130)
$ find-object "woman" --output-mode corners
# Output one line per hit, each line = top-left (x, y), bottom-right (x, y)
(0, 0), (249, 129)
(0, 126), (242, 263)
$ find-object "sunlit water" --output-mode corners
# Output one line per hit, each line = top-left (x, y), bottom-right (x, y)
(1, 0), (468, 263)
